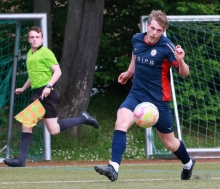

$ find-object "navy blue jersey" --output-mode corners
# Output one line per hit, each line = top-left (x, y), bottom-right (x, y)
(132, 32), (179, 101)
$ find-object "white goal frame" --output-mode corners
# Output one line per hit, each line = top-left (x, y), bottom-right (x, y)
(0, 13), (51, 162)
(141, 15), (220, 159)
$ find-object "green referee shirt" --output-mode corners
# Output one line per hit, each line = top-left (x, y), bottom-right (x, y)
(26, 46), (58, 89)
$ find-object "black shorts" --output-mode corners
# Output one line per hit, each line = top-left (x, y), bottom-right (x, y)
(29, 86), (60, 118)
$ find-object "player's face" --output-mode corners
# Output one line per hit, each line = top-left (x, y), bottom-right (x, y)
(28, 30), (43, 50)
(145, 19), (165, 45)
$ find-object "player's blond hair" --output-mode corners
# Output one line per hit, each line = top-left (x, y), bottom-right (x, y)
(148, 10), (169, 30)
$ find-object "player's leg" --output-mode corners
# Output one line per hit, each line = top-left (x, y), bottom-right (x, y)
(3, 125), (33, 167)
(44, 112), (99, 135)
(44, 116), (89, 134)
(94, 107), (134, 181)
(157, 131), (195, 180)
(4, 89), (43, 167)
(43, 88), (99, 133)
(4, 112), (99, 167)
(57, 111), (100, 129)
(154, 100), (195, 180)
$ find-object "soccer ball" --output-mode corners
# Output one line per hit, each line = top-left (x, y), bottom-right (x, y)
(133, 102), (159, 128)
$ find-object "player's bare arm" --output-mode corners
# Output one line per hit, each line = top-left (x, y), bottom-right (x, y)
(175, 45), (189, 77)
(118, 53), (135, 84)
(41, 64), (62, 99)
(15, 78), (31, 94)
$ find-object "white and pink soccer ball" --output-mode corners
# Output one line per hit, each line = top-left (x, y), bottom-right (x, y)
(133, 102), (159, 128)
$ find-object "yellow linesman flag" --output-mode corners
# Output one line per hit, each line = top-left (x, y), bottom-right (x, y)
(14, 99), (45, 127)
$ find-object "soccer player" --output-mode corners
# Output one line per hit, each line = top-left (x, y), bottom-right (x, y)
(4, 26), (100, 167)
(94, 10), (195, 181)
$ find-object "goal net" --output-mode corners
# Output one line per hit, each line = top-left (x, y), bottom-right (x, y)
(141, 15), (220, 159)
(0, 14), (51, 162)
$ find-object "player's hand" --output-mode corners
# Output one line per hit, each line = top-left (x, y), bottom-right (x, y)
(118, 72), (132, 84)
(175, 45), (185, 62)
(41, 87), (51, 100)
(15, 88), (24, 95)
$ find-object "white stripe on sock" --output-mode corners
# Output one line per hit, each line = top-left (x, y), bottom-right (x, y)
(109, 160), (119, 172)
(183, 159), (192, 170)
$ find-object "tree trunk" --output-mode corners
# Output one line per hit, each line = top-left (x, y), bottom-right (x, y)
(56, 0), (105, 138)
(34, 0), (52, 49)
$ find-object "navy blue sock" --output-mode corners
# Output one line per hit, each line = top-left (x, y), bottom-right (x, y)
(111, 130), (126, 165)
(173, 140), (190, 164)
(18, 132), (33, 162)
(58, 117), (85, 132)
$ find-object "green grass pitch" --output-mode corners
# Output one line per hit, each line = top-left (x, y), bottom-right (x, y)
(0, 161), (220, 189)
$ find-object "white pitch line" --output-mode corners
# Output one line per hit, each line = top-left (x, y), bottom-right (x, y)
(1, 177), (220, 185)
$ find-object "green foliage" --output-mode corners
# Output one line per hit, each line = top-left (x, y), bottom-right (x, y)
(168, 21), (220, 124)
(0, 0), (34, 13)
(176, 2), (220, 14)
(0, 0), (67, 62)
(166, 19), (220, 148)
(50, 0), (68, 62)
(93, 0), (220, 96)
(2, 0), (220, 98)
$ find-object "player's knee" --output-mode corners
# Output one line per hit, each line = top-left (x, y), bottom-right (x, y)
(115, 118), (121, 127)
(115, 119), (130, 131)
(47, 126), (60, 135)
(45, 122), (60, 135)
(163, 141), (176, 151)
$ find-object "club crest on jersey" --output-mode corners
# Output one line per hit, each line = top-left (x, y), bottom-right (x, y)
(151, 49), (157, 56)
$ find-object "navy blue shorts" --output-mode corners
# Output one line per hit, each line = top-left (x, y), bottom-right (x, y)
(119, 89), (174, 133)
(29, 86), (60, 118)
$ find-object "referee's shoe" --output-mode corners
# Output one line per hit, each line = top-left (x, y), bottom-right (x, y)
(181, 158), (196, 180)
(82, 112), (100, 129)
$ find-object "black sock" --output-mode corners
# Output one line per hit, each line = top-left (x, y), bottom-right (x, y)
(173, 140), (190, 164)
(58, 117), (85, 132)
(18, 132), (33, 162)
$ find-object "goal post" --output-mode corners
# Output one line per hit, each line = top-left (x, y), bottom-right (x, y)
(0, 14), (51, 162)
(141, 15), (220, 159)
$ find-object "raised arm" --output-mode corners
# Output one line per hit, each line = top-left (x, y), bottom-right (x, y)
(118, 53), (136, 84)
(175, 45), (189, 77)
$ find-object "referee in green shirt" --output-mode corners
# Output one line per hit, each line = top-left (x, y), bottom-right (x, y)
(4, 26), (99, 167)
